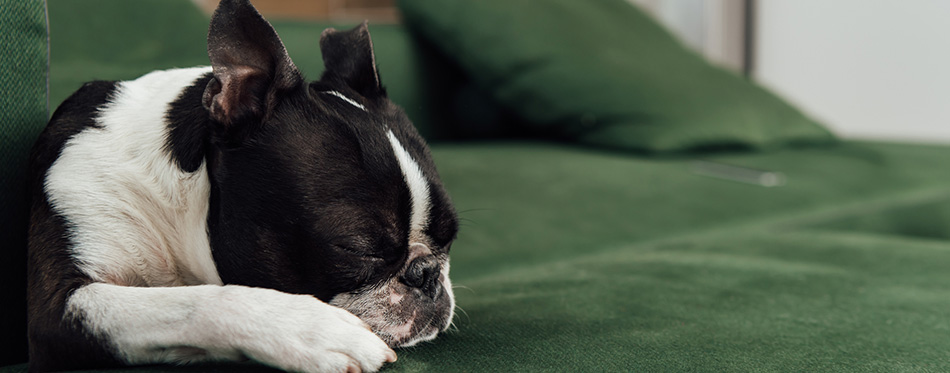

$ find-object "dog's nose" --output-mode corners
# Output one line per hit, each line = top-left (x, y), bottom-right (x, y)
(400, 256), (441, 299)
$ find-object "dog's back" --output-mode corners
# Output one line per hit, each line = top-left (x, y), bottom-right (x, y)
(39, 67), (220, 288)
(29, 80), (120, 371)
(28, 67), (222, 370)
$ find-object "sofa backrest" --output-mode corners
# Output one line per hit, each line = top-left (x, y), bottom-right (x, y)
(0, 0), (49, 365)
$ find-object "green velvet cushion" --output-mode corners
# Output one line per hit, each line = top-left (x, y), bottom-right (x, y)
(5, 141), (950, 372)
(0, 0), (48, 365)
(402, 141), (950, 371)
(398, 0), (837, 153)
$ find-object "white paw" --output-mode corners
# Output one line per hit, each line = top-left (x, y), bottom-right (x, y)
(217, 286), (397, 373)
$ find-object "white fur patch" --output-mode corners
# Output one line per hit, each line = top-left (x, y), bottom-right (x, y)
(67, 283), (394, 371)
(323, 90), (366, 111)
(44, 66), (221, 287)
(385, 130), (430, 238)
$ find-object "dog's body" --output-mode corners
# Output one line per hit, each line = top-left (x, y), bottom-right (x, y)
(27, 1), (458, 372)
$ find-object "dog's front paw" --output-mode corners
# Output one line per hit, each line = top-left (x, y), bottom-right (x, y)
(218, 286), (396, 373)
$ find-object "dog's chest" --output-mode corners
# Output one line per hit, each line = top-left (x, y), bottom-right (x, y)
(45, 67), (222, 287)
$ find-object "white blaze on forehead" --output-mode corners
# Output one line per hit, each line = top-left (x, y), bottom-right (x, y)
(386, 129), (430, 237)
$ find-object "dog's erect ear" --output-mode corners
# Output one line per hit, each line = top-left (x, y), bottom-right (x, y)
(203, 0), (302, 126)
(319, 21), (384, 98)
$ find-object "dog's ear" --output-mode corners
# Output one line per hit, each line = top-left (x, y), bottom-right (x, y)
(319, 21), (384, 98)
(203, 0), (302, 126)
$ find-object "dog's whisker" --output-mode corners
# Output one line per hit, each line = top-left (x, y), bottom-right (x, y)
(457, 208), (494, 215)
(446, 321), (460, 333)
(452, 284), (475, 294)
(453, 304), (471, 322)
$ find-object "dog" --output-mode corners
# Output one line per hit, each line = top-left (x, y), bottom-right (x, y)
(26, 0), (458, 371)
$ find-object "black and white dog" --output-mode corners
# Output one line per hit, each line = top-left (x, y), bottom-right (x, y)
(27, 0), (458, 372)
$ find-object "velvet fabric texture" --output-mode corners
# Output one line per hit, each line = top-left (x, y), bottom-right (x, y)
(0, 0), (48, 365)
(6, 141), (950, 371)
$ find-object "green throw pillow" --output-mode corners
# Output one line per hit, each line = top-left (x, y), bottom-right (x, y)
(398, 0), (836, 153)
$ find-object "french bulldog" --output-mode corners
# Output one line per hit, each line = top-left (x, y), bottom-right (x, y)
(26, 0), (458, 372)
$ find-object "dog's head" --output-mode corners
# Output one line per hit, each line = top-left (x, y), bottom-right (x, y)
(202, 0), (458, 347)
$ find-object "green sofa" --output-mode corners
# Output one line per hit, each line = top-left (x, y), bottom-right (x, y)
(4, 0), (950, 371)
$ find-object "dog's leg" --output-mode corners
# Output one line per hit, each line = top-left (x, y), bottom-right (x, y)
(67, 283), (397, 372)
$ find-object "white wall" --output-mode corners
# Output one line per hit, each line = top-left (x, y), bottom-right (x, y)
(754, 1), (950, 144)
(629, 0), (745, 72)
(632, 0), (706, 51)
